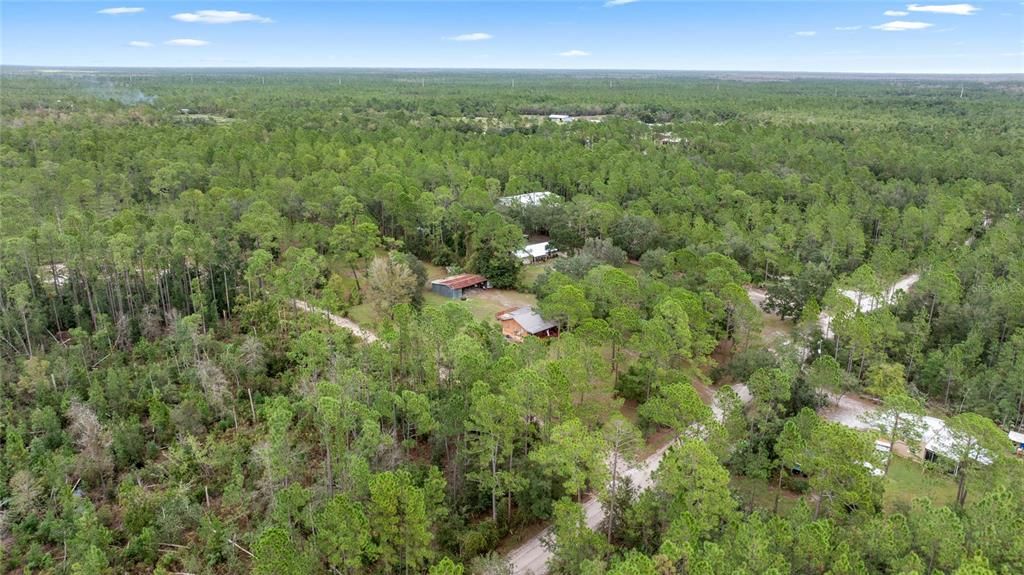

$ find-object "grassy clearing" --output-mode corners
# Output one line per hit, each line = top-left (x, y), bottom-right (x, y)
(883, 457), (957, 510)
(521, 260), (556, 289)
(346, 301), (377, 328)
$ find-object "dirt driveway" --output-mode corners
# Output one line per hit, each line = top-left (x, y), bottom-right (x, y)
(463, 288), (537, 310)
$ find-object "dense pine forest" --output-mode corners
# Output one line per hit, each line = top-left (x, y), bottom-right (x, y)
(1, 68), (1022, 575)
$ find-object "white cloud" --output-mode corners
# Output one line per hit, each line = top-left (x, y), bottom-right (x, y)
(872, 20), (935, 31)
(97, 7), (143, 15)
(795, 31), (817, 36)
(906, 3), (980, 16)
(559, 49), (591, 57)
(605, 0), (639, 6)
(834, 26), (862, 30)
(447, 32), (493, 41)
(165, 39), (210, 47)
(884, 10), (909, 16)
(128, 41), (153, 48)
(172, 10), (272, 24)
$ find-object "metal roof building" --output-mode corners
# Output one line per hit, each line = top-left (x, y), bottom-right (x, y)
(430, 274), (489, 299)
(514, 242), (558, 264)
(496, 306), (559, 342)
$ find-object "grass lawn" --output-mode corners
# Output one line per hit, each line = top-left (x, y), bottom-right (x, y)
(346, 301), (377, 328)
(521, 260), (556, 289)
(347, 283), (538, 329)
(883, 457), (958, 510)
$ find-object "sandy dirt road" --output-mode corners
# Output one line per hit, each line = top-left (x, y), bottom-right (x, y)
(506, 379), (743, 575)
(292, 300), (378, 343)
(507, 442), (673, 575)
(819, 273), (920, 338)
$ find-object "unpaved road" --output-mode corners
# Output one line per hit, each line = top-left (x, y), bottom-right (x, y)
(820, 273), (920, 338)
(507, 443), (672, 575)
(820, 392), (877, 430)
(507, 381), (739, 575)
(746, 275), (921, 432)
(292, 300), (378, 343)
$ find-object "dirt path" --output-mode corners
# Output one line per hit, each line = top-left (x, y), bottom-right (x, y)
(292, 300), (378, 343)
(819, 392), (877, 430)
(746, 275), (922, 432)
(507, 443), (672, 575)
(506, 379), (732, 575)
(820, 272), (921, 338)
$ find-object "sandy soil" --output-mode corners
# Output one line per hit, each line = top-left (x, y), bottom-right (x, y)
(463, 288), (537, 310)
(292, 300), (378, 343)
(506, 374), (733, 575)
(507, 443), (673, 575)
(819, 273), (921, 338)
(819, 392), (878, 430)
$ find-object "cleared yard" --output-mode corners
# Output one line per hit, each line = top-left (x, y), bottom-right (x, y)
(347, 258), (539, 328)
(883, 457), (958, 510)
(422, 289), (537, 323)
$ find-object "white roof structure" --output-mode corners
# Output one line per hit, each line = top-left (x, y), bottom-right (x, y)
(497, 191), (559, 207)
(1009, 430), (1024, 444)
(921, 415), (992, 465)
(514, 242), (556, 260)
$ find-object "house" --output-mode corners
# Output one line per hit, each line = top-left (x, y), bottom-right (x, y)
(514, 242), (558, 264)
(497, 191), (559, 208)
(496, 306), (559, 342)
(430, 274), (489, 299)
(548, 114), (573, 124)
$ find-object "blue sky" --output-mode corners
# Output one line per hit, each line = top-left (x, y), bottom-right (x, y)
(2, 2), (1022, 73)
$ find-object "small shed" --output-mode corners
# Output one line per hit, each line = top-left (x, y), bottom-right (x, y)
(496, 306), (559, 342)
(514, 242), (558, 264)
(548, 114), (573, 124)
(431, 274), (489, 299)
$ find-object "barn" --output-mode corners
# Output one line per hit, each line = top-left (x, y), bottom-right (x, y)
(495, 306), (559, 342)
(431, 274), (489, 299)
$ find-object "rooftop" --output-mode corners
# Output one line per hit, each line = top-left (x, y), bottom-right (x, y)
(496, 306), (558, 334)
(921, 415), (992, 465)
(432, 273), (488, 290)
(514, 241), (556, 259)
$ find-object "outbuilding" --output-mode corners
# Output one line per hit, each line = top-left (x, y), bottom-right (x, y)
(496, 306), (559, 342)
(514, 242), (558, 264)
(431, 274), (489, 299)
(1009, 430), (1024, 457)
